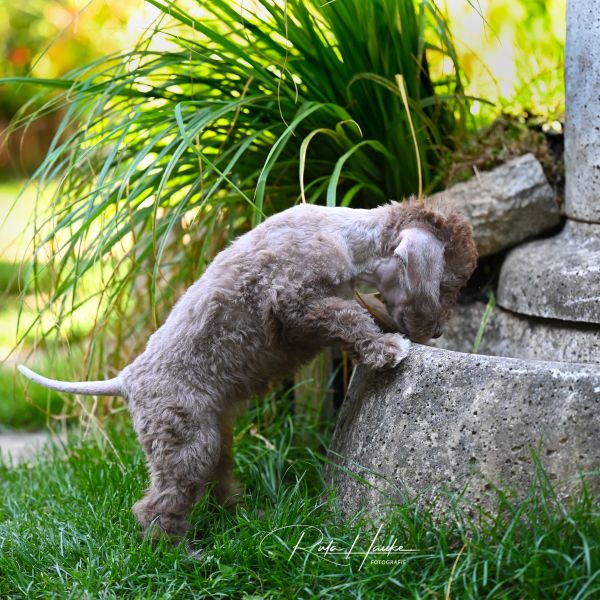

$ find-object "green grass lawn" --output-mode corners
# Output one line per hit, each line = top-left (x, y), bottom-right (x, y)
(1, 396), (599, 599)
(0, 349), (84, 431)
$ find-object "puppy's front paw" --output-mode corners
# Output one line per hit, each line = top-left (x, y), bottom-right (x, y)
(358, 334), (411, 370)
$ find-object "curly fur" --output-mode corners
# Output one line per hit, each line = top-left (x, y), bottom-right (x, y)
(19, 201), (477, 542)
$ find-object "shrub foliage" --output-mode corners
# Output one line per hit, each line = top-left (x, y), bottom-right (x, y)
(4, 0), (470, 360)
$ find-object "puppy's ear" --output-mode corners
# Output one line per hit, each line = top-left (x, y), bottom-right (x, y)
(395, 228), (445, 258)
(393, 233), (409, 267)
(394, 228), (445, 293)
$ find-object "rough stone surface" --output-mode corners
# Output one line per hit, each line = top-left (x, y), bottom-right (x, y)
(430, 302), (600, 364)
(326, 345), (600, 516)
(497, 220), (600, 324)
(565, 0), (600, 223)
(429, 153), (559, 257)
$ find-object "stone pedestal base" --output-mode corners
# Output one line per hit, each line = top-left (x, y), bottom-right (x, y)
(498, 220), (600, 324)
(327, 346), (600, 516)
(430, 302), (600, 364)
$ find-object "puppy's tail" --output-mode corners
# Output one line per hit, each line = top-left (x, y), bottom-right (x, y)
(18, 365), (124, 397)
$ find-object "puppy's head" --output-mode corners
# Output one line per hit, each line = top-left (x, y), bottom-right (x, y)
(379, 205), (477, 343)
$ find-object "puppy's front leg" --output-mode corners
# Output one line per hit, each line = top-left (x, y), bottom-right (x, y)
(301, 297), (410, 370)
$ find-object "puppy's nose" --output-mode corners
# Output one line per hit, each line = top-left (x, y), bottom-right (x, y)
(432, 330), (443, 339)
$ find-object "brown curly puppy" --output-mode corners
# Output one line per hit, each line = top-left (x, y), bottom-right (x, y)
(19, 201), (477, 542)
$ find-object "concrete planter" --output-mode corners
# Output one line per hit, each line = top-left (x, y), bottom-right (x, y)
(327, 346), (600, 515)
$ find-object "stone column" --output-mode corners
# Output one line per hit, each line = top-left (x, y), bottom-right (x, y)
(564, 0), (600, 222)
(497, 0), (600, 324)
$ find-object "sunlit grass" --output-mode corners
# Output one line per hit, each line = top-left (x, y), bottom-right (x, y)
(0, 396), (599, 597)
(444, 0), (565, 121)
(0, 179), (49, 263)
(0, 347), (89, 430)
(0, 178), (99, 429)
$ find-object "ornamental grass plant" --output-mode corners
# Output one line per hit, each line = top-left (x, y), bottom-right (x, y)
(3, 0), (471, 365)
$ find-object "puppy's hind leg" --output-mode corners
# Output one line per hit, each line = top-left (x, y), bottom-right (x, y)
(132, 408), (222, 543)
(213, 410), (243, 512)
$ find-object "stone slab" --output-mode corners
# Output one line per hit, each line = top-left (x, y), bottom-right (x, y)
(497, 219), (600, 324)
(565, 0), (600, 222)
(430, 302), (600, 364)
(429, 153), (560, 257)
(0, 431), (58, 465)
(326, 345), (600, 516)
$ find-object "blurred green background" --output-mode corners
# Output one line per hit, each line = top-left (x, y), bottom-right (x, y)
(0, 0), (566, 430)
(0, 0), (142, 428)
